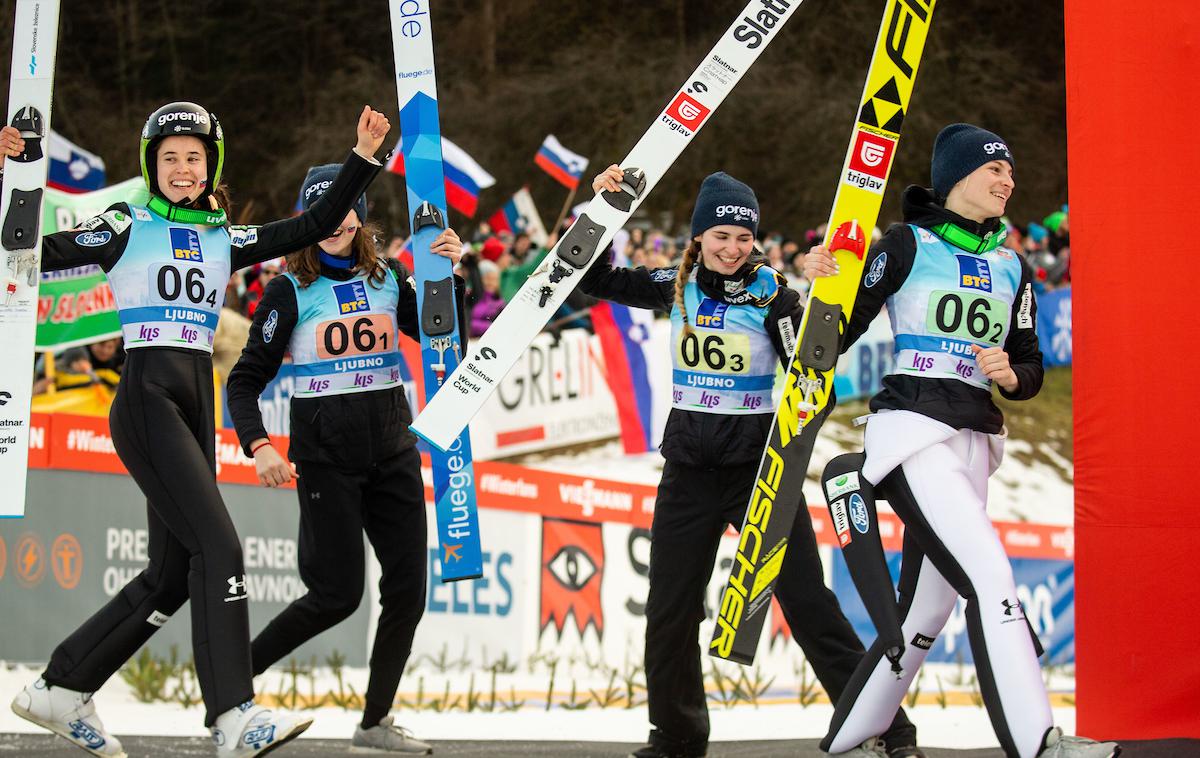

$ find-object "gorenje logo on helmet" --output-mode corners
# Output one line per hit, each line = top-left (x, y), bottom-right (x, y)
(157, 111), (208, 128)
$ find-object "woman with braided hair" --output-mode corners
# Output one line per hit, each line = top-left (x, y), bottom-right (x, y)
(580, 166), (921, 758)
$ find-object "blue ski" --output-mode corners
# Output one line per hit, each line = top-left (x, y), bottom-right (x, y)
(389, 0), (482, 581)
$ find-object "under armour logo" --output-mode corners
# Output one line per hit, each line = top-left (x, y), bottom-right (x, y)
(225, 574), (248, 602)
(309, 491), (321, 500)
(1001, 598), (1023, 617)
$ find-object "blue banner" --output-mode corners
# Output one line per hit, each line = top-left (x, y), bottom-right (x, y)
(1036, 286), (1072, 366)
(832, 316), (895, 401)
(831, 549), (1076, 665)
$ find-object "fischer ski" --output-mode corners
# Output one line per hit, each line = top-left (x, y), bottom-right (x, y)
(410, 0), (804, 452)
(0, 0), (60, 517)
(389, 0), (482, 581)
(709, 0), (937, 665)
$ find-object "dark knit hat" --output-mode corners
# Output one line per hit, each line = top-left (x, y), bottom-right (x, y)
(298, 164), (368, 222)
(930, 123), (1014, 199)
(690, 172), (760, 238)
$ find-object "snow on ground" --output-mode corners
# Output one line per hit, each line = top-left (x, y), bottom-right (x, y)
(521, 414), (1074, 526)
(0, 663), (1075, 749)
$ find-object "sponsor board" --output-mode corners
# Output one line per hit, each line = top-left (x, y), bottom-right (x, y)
(7, 421), (1075, 670)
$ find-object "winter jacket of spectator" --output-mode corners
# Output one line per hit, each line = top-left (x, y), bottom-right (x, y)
(580, 250), (803, 469)
(244, 277), (267, 317)
(226, 256), (466, 468)
(469, 290), (505, 337)
(843, 185), (1043, 433)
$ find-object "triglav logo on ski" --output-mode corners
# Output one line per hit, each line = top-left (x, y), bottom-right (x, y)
(664, 92), (710, 136)
(846, 130), (896, 194)
(733, 0), (795, 50)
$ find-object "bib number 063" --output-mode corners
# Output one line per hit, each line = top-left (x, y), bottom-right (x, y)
(677, 332), (750, 374)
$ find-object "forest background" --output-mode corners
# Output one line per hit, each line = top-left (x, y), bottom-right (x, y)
(0, 0), (1066, 237)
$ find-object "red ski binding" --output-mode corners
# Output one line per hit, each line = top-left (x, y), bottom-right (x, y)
(829, 220), (867, 261)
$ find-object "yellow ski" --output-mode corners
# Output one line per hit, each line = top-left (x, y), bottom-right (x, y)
(710, 0), (937, 665)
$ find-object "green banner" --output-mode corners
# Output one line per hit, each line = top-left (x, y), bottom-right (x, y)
(35, 178), (149, 351)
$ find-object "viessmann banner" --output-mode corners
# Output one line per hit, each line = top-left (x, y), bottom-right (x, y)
(2, 413), (1077, 672)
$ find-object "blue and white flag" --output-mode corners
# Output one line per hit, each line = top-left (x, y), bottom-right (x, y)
(47, 130), (105, 193)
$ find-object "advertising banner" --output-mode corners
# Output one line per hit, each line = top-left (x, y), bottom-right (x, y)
(1036, 286), (1072, 367)
(6, 414), (1076, 674)
(35, 178), (149, 351)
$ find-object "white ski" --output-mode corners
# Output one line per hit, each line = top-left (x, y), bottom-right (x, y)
(411, 0), (803, 451)
(0, 0), (60, 517)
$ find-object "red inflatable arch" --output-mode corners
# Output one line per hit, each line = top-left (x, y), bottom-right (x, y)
(1066, 0), (1200, 739)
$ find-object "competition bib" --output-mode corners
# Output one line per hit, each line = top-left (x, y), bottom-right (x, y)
(288, 273), (403, 397)
(107, 213), (231, 352)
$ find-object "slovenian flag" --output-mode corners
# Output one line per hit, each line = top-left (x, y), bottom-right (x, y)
(534, 135), (588, 190)
(394, 237), (415, 273)
(487, 187), (549, 246)
(387, 135), (496, 217)
(47, 130), (105, 193)
(592, 301), (657, 454)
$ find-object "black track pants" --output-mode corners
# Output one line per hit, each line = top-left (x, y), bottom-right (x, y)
(250, 446), (427, 720)
(643, 461), (915, 752)
(42, 349), (253, 726)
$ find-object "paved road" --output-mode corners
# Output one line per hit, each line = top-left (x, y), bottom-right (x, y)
(3, 733), (1196, 757)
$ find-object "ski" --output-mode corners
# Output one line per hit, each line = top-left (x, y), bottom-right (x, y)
(410, 0), (804, 452)
(0, 0), (60, 518)
(389, 0), (482, 581)
(709, 0), (937, 665)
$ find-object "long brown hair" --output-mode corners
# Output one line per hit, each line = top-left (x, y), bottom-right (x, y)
(285, 221), (387, 289)
(210, 184), (233, 217)
(674, 238), (703, 337)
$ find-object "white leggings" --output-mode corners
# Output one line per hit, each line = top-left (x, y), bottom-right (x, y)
(823, 411), (1052, 758)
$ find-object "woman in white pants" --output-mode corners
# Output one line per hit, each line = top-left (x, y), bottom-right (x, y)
(805, 124), (1119, 758)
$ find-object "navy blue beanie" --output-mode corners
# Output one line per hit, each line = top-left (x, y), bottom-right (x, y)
(298, 164), (368, 222)
(930, 124), (1014, 199)
(690, 172), (759, 238)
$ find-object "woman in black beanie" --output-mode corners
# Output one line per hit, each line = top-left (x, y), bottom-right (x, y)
(807, 125), (1118, 758)
(226, 164), (466, 754)
(583, 166), (921, 758)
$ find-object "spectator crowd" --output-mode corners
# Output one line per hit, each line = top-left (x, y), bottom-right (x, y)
(32, 202), (1072, 397)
